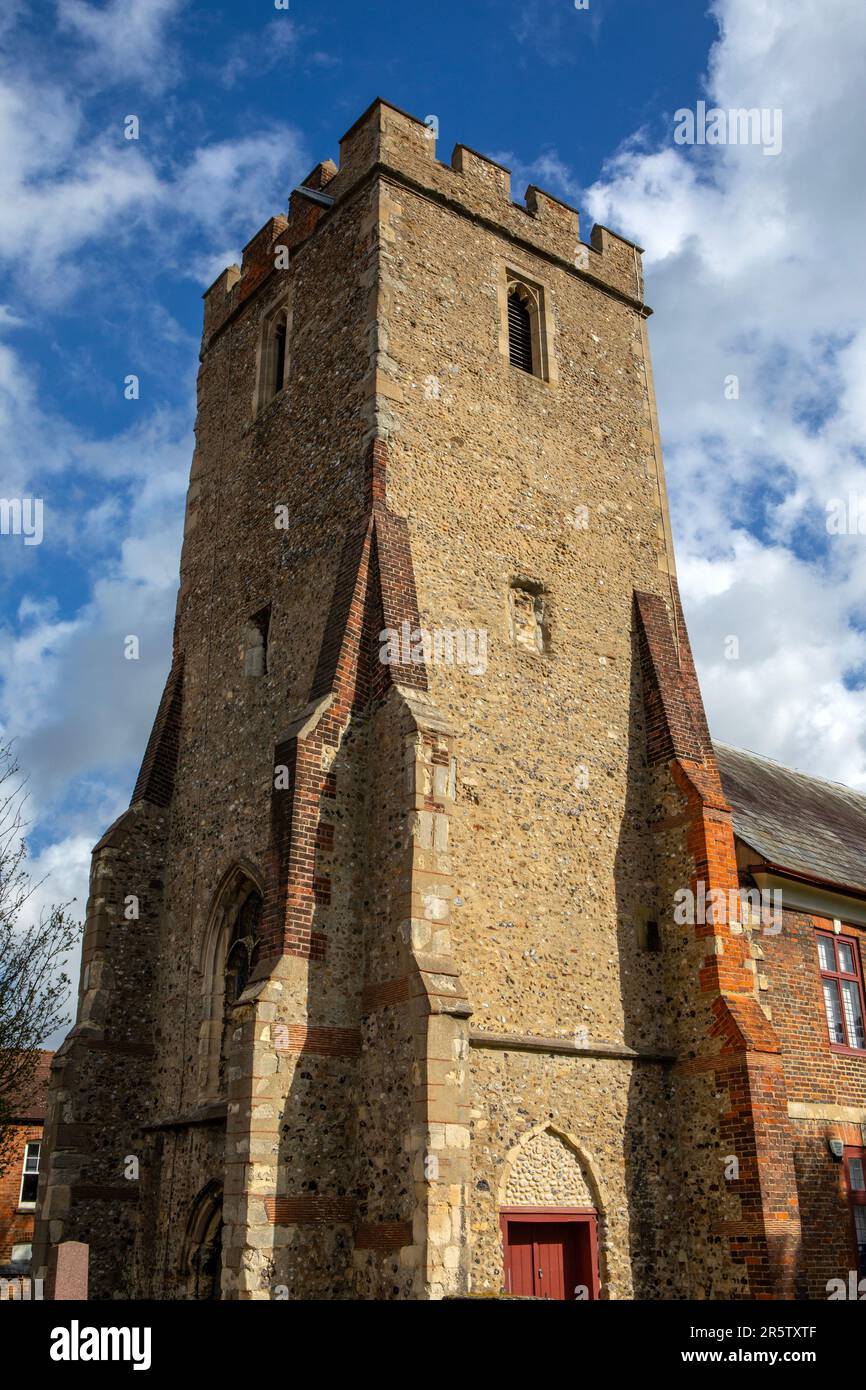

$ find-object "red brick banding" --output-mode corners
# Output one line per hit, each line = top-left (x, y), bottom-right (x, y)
(355, 1221), (413, 1251)
(273, 1025), (362, 1057)
(361, 977), (413, 1011)
(265, 1195), (355, 1225)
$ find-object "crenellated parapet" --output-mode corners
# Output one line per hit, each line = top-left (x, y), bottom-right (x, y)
(202, 160), (338, 343)
(333, 100), (643, 298)
(201, 98), (646, 350)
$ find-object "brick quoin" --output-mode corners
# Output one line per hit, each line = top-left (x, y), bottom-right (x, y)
(263, 439), (428, 964)
(636, 585), (802, 1298)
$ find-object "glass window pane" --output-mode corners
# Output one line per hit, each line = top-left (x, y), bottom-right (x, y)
(20, 1171), (38, 1204)
(840, 979), (866, 1049)
(818, 937), (836, 971)
(823, 979), (846, 1044)
(848, 1158), (866, 1191)
(837, 940), (856, 974)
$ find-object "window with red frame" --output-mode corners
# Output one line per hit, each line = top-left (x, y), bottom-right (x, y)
(817, 932), (866, 1053)
(844, 1148), (866, 1278)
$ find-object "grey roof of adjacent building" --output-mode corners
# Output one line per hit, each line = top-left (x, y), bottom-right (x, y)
(713, 741), (866, 897)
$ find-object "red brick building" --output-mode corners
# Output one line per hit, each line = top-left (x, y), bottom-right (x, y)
(0, 1052), (52, 1272)
(716, 746), (866, 1296)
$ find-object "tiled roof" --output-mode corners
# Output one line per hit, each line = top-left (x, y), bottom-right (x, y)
(6, 1050), (54, 1122)
(714, 741), (866, 896)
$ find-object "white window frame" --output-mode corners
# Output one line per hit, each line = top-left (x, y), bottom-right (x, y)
(18, 1140), (40, 1210)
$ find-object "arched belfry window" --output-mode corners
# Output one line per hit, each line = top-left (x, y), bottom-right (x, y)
(508, 286), (533, 372)
(198, 866), (265, 1100)
(505, 274), (549, 380)
(257, 297), (292, 409)
(272, 318), (287, 395)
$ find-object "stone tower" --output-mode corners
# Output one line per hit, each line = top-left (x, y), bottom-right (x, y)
(34, 99), (802, 1301)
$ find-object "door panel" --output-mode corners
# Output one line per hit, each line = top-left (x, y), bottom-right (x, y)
(535, 1224), (567, 1299)
(506, 1222), (536, 1296)
(504, 1218), (596, 1300)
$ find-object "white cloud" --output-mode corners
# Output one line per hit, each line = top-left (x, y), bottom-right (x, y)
(171, 129), (303, 240)
(0, 21), (307, 299)
(13, 830), (97, 1050)
(492, 148), (582, 207)
(0, 325), (189, 947)
(0, 68), (306, 299)
(0, 3), (314, 1045)
(57, 0), (186, 87)
(217, 17), (299, 90)
(582, 0), (866, 785)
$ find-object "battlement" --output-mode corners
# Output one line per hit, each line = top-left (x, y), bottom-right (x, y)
(202, 98), (645, 343)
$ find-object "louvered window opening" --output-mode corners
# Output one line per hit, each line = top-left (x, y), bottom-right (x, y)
(508, 291), (534, 373)
(272, 321), (287, 397)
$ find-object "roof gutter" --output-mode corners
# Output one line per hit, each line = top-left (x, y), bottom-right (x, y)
(745, 860), (866, 903)
(746, 862), (866, 929)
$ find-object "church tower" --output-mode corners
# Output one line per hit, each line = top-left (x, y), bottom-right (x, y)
(34, 99), (801, 1300)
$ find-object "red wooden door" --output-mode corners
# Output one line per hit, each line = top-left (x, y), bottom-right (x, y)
(504, 1218), (593, 1299)
(506, 1222), (537, 1296)
(534, 1223), (578, 1299)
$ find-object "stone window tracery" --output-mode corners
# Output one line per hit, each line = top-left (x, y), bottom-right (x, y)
(506, 274), (548, 379)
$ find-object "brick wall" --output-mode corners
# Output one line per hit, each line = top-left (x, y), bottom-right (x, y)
(759, 907), (866, 1294)
(765, 910), (866, 1108)
(0, 1123), (41, 1264)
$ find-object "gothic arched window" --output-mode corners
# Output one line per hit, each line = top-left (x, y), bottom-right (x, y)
(257, 299), (292, 409)
(198, 866), (265, 1101)
(224, 890), (261, 1007)
(508, 287), (533, 372)
(505, 274), (548, 380)
(180, 1181), (224, 1301)
(219, 889), (262, 1092)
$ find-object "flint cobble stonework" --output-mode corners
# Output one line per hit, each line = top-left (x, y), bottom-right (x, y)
(503, 1128), (595, 1208)
(31, 99), (854, 1301)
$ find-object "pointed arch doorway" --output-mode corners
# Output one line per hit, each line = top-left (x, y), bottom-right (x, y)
(498, 1126), (603, 1299)
(181, 1181), (224, 1300)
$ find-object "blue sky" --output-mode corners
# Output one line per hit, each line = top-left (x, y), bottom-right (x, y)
(1, 0), (715, 637)
(3, 0), (866, 953)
